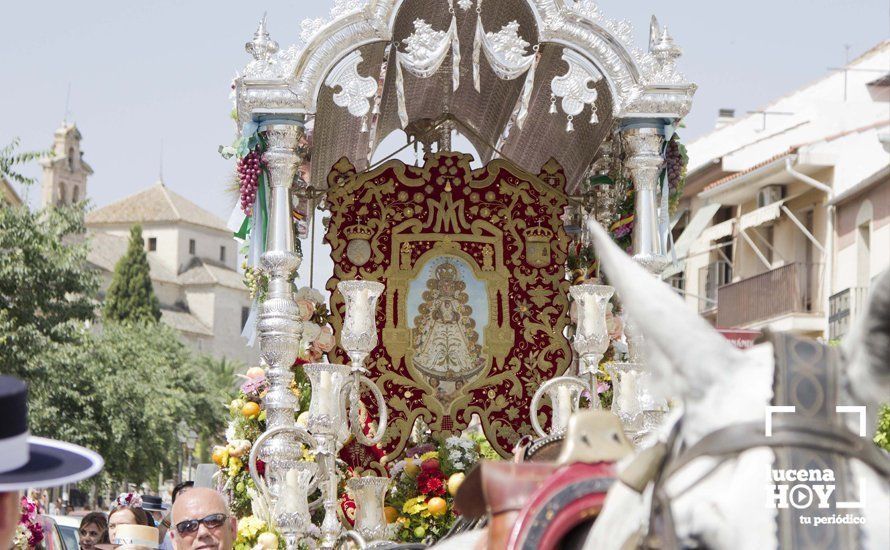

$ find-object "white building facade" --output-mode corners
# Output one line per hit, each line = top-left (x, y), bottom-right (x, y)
(669, 40), (890, 339)
(41, 124), (257, 365)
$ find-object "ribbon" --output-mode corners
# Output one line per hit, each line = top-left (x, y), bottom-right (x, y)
(657, 124), (676, 263)
(257, 171), (268, 252)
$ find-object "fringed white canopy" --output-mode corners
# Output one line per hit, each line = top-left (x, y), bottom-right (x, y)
(235, 0), (696, 193)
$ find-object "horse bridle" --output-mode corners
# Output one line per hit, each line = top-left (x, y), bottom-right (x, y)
(638, 416), (890, 550)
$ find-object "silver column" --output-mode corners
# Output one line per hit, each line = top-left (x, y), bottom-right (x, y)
(621, 125), (667, 274)
(257, 123), (305, 510)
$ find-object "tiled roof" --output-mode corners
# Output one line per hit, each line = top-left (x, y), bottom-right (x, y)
(701, 120), (890, 194)
(87, 231), (180, 283)
(702, 148), (797, 192)
(86, 182), (228, 232)
(160, 309), (213, 336)
(179, 258), (246, 290)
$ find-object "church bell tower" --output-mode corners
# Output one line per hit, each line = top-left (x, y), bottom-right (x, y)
(40, 123), (93, 207)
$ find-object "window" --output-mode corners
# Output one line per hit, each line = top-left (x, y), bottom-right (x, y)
(72, 186), (79, 202)
(241, 307), (251, 330)
(67, 147), (75, 171)
(147, 237), (157, 251)
(189, 239), (196, 255)
(220, 245), (226, 263)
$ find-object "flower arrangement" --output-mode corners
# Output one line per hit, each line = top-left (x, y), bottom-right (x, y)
(385, 434), (496, 543)
(114, 492), (143, 508)
(234, 516), (284, 550)
(213, 287), (330, 517)
(13, 496), (43, 550)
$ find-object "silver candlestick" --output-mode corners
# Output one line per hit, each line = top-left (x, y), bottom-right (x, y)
(570, 283), (615, 407)
(337, 280), (388, 447)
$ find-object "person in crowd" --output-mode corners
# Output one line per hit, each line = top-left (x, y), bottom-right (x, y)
(108, 494), (151, 542)
(78, 512), (110, 550)
(170, 488), (236, 550)
(0, 376), (103, 549)
(142, 495), (169, 537)
(160, 482), (194, 550)
(171, 482), (193, 505)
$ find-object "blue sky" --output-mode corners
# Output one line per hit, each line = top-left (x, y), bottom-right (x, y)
(2, 0), (887, 220)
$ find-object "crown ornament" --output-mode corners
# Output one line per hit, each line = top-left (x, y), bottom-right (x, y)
(344, 224), (374, 240)
(524, 226), (554, 242)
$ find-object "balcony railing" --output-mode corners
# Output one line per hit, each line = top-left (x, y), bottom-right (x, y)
(828, 286), (869, 340)
(716, 263), (823, 328)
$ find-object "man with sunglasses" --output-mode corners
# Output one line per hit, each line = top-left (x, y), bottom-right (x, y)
(170, 488), (236, 550)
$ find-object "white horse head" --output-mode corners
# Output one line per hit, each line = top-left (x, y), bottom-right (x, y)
(584, 220), (890, 550)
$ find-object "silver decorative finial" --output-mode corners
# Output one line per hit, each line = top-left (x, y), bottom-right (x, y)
(648, 16), (660, 52)
(652, 25), (682, 63)
(246, 13), (279, 61)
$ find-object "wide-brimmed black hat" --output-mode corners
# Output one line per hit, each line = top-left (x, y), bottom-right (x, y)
(140, 495), (169, 512)
(0, 376), (104, 491)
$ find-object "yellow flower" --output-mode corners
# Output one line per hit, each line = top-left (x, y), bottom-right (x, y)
(228, 457), (243, 477)
(235, 516), (267, 544)
(402, 496), (428, 516)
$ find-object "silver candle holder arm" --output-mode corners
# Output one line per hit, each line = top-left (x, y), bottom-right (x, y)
(338, 280), (389, 447)
(529, 282), (614, 436)
(529, 377), (589, 437)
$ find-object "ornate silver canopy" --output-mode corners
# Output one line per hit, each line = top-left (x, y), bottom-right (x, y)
(235, 0), (696, 192)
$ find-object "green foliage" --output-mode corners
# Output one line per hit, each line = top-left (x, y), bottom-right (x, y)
(0, 203), (99, 379)
(875, 404), (890, 452)
(87, 321), (224, 481)
(0, 138), (50, 186)
(1, 203), (231, 484)
(104, 225), (161, 323)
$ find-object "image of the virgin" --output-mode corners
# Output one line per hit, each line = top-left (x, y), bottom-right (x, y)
(410, 261), (485, 394)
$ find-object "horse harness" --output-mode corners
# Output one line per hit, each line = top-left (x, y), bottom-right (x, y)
(624, 332), (890, 550)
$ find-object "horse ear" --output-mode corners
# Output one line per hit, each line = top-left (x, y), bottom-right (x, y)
(843, 269), (890, 409)
(587, 219), (742, 391)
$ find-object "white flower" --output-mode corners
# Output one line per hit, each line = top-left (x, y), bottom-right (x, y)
(295, 287), (326, 304)
(301, 322), (322, 344)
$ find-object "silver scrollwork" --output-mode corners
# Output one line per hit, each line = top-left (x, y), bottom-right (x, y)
(325, 50), (378, 117)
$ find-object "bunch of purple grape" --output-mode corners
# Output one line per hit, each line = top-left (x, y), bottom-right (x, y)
(237, 150), (263, 216)
(664, 137), (685, 190)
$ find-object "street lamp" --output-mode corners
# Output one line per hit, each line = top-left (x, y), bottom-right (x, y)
(176, 421), (189, 484)
(186, 429), (198, 481)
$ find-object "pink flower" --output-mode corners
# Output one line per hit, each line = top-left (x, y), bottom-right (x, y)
(315, 326), (336, 353)
(306, 347), (323, 362)
(296, 300), (316, 322)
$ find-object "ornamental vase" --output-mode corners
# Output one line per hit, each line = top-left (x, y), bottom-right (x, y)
(338, 280), (385, 367)
(347, 476), (391, 541)
(569, 284), (614, 374)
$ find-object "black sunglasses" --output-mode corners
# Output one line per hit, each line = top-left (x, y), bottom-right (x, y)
(175, 513), (228, 535)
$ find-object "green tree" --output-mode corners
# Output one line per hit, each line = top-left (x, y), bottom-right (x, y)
(104, 225), (161, 323)
(1, 203), (229, 484)
(0, 203), (98, 377)
(86, 321), (224, 482)
(1, 138), (48, 186)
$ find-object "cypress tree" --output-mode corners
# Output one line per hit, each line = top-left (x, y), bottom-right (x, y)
(104, 224), (161, 323)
